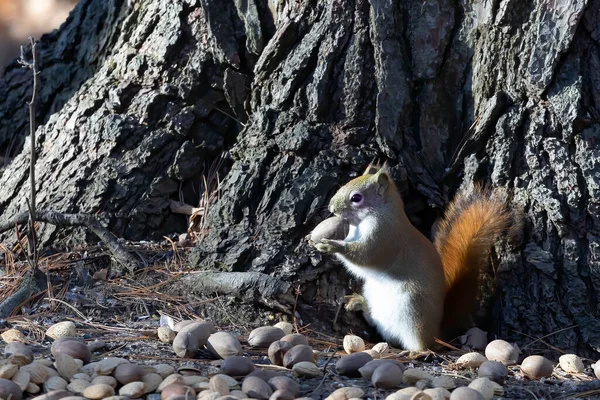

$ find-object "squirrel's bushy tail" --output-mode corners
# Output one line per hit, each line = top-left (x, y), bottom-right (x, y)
(434, 185), (517, 336)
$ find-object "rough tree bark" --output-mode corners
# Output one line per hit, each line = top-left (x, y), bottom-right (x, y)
(0, 0), (599, 355)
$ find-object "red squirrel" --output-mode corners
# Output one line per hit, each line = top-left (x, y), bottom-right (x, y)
(313, 164), (515, 350)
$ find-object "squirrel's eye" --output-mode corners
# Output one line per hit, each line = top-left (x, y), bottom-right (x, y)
(349, 192), (363, 204)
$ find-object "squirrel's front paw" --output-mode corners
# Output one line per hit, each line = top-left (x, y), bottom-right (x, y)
(314, 239), (345, 254)
(345, 294), (369, 313)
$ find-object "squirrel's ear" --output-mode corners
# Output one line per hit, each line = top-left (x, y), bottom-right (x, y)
(375, 170), (389, 195)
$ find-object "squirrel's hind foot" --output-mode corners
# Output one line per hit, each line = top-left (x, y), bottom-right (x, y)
(344, 294), (369, 313)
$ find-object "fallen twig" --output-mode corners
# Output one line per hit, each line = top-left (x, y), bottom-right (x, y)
(0, 210), (140, 273)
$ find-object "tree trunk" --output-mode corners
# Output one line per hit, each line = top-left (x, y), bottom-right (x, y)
(1, 0), (599, 355)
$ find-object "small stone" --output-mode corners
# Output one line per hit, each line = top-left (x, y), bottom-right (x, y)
(385, 387), (423, 400)
(268, 376), (299, 397)
(26, 382), (40, 394)
(558, 354), (584, 374)
(280, 334), (309, 347)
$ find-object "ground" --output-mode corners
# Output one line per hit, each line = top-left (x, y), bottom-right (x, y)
(1, 239), (599, 399)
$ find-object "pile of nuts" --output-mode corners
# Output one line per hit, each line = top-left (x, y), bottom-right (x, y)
(0, 320), (596, 400)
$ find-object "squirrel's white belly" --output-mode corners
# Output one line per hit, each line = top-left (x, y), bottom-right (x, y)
(361, 278), (423, 350)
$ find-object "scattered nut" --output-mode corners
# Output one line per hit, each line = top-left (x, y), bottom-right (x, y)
(273, 322), (294, 335)
(172, 322), (213, 358)
(142, 372), (163, 393)
(1, 329), (26, 344)
(241, 376), (273, 400)
(593, 360), (600, 379)
(336, 352), (373, 377)
(119, 381), (147, 398)
(0, 377), (23, 400)
(114, 363), (145, 385)
(558, 354), (584, 374)
(0, 363), (18, 379)
(292, 362), (322, 377)
(359, 360), (406, 380)
(280, 334), (309, 347)
(371, 362), (403, 389)
(11, 369), (30, 391)
(268, 341), (294, 366)
(207, 332), (242, 360)
(403, 368), (433, 385)
(220, 356), (256, 377)
(4, 342), (33, 366)
(247, 327), (285, 348)
(468, 377), (495, 400)
(520, 355), (554, 379)
(343, 335), (365, 354)
(46, 322), (77, 340)
(463, 328), (488, 350)
(283, 345), (314, 369)
(83, 383), (115, 399)
(325, 387), (364, 400)
(54, 353), (80, 380)
(268, 376), (300, 397)
(450, 386), (484, 400)
(456, 353), (487, 369)
(51, 340), (91, 364)
(431, 375), (455, 390)
(371, 342), (389, 354)
(157, 327), (177, 343)
(423, 387), (451, 400)
(484, 340), (518, 366)
(309, 216), (349, 243)
(20, 362), (48, 384)
(477, 361), (508, 384)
